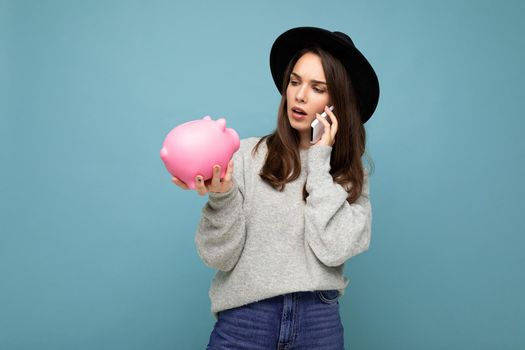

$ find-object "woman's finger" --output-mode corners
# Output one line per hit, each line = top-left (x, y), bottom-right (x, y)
(223, 159), (234, 184)
(325, 105), (338, 138)
(210, 165), (221, 190)
(221, 160), (234, 192)
(172, 176), (189, 190)
(195, 175), (208, 196)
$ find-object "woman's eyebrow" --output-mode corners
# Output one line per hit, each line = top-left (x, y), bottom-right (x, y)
(290, 72), (326, 85)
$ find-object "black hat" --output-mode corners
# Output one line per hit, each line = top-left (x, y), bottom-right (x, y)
(269, 27), (380, 124)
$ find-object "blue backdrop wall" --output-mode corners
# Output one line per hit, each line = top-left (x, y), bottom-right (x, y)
(1, 0), (524, 349)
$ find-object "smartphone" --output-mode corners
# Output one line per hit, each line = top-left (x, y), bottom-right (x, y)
(310, 105), (334, 144)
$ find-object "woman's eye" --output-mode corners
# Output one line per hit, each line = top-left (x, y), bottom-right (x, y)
(290, 80), (299, 85)
(314, 87), (325, 93)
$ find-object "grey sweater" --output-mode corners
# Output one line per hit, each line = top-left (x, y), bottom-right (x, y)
(195, 137), (372, 319)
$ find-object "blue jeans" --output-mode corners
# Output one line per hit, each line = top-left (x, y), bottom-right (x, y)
(206, 290), (345, 349)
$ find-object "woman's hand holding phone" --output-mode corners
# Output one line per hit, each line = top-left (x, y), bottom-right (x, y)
(313, 105), (339, 147)
(171, 159), (234, 196)
(310, 105), (335, 144)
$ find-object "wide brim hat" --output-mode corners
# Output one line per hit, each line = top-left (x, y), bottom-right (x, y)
(269, 27), (380, 124)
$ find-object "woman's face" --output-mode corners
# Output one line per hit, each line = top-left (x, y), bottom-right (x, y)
(286, 52), (331, 136)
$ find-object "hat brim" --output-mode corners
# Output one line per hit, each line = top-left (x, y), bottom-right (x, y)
(270, 27), (379, 123)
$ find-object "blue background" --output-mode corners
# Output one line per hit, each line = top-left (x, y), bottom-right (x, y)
(1, 0), (524, 349)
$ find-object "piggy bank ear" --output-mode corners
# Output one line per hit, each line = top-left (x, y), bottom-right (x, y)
(216, 118), (226, 131)
(202, 116), (212, 121)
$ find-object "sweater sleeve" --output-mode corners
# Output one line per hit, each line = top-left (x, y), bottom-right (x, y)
(304, 145), (372, 267)
(194, 145), (247, 272)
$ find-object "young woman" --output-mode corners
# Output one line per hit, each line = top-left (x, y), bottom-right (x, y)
(172, 26), (379, 350)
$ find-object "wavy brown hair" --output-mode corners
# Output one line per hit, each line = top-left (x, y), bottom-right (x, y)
(252, 47), (374, 204)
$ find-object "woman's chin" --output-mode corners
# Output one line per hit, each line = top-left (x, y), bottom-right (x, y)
(289, 118), (310, 129)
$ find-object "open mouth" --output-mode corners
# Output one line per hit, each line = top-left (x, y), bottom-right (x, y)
(291, 107), (307, 116)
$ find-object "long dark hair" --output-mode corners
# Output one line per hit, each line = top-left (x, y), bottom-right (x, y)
(252, 46), (374, 204)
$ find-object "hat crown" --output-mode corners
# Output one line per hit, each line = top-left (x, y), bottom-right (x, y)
(332, 31), (355, 47)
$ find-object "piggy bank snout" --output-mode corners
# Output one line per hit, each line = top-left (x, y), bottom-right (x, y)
(160, 147), (168, 160)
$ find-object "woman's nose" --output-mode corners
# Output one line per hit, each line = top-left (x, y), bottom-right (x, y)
(295, 86), (307, 103)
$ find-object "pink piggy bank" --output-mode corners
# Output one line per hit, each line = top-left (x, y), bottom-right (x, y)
(160, 116), (240, 189)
